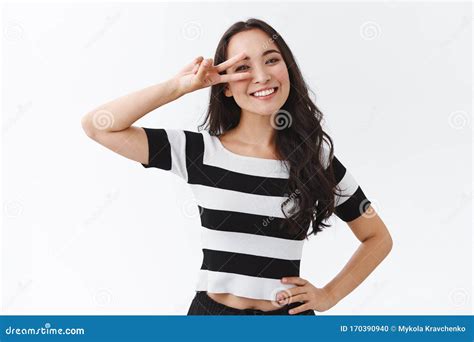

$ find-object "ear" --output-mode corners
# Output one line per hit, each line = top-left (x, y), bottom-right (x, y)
(224, 84), (233, 97)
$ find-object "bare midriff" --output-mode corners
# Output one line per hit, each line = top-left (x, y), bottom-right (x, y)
(207, 292), (282, 311)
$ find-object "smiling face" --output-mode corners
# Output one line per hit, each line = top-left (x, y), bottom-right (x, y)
(224, 29), (290, 116)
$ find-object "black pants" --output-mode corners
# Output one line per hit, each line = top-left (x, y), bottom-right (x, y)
(187, 291), (316, 315)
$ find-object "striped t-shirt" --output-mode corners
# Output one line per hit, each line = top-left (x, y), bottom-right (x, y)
(140, 127), (371, 301)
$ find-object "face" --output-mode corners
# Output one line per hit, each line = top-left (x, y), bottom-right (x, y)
(224, 29), (290, 116)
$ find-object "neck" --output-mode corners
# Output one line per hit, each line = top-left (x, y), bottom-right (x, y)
(230, 109), (277, 147)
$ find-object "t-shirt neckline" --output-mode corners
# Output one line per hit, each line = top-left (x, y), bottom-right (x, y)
(208, 131), (286, 162)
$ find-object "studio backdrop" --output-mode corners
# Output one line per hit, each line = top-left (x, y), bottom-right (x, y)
(2, 1), (471, 315)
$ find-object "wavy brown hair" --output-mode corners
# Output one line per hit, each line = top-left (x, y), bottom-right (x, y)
(198, 18), (340, 239)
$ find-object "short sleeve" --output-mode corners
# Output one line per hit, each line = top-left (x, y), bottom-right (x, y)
(140, 127), (189, 181)
(330, 155), (372, 222)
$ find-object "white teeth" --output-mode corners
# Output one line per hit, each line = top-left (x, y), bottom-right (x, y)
(252, 87), (276, 97)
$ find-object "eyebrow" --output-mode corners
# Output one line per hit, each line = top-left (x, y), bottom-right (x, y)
(241, 49), (281, 61)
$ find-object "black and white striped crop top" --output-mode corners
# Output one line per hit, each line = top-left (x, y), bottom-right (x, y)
(140, 127), (371, 301)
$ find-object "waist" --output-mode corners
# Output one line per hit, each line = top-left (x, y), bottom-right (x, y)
(207, 292), (285, 311)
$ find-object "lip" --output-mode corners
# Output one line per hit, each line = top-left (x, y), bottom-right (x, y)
(249, 87), (279, 100)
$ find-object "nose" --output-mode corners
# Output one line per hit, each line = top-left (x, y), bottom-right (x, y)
(252, 64), (271, 84)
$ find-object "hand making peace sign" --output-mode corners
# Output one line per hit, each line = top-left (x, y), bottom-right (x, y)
(175, 52), (252, 95)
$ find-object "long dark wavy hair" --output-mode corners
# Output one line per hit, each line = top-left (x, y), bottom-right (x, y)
(198, 18), (340, 239)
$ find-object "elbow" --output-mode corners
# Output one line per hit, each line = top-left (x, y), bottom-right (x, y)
(81, 114), (96, 139)
(383, 231), (393, 255)
(375, 220), (393, 255)
(367, 229), (393, 256)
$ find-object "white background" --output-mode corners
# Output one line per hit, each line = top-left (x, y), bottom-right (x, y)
(1, 1), (472, 315)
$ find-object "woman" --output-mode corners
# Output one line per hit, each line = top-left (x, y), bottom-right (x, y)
(81, 18), (393, 316)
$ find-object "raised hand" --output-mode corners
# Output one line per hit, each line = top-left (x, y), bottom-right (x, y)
(175, 52), (252, 95)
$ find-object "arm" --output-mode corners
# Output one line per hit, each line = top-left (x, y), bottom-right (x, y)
(81, 77), (185, 134)
(80, 77), (186, 165)
(323, 205), (393, 307)
(80, 54), (251, 165)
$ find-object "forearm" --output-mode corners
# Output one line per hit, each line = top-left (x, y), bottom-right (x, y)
(82, 77), (184, 133)
(323, 234), (392, 307)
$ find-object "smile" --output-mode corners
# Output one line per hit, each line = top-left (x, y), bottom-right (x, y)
(250, 87), (279, 100)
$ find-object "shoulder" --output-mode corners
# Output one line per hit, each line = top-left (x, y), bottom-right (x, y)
(143, 127), (204, 144)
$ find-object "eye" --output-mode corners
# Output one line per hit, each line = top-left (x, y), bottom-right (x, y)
(235, 65), (249, 72)
(234, 57), (280, 72)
